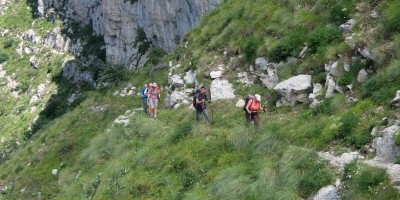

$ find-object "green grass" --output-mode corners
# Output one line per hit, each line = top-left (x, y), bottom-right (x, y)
(1, 0), (400, 199)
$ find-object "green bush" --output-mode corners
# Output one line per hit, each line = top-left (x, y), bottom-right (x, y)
(395, 133), (400, 146)
(268, 32), (305, 62)
(381, 1), (400, 36)
(329, 0), (354, 24)
(361, 60), (400, 103)
(0, 52), (9, 63)
(3, 39), (14, 48)
(308, 26), (341, 53)
(337, 111), (359, 139)
(337, 72), (352, 86)
(96, 64), (129, 87)
(243, 36), (262, 62)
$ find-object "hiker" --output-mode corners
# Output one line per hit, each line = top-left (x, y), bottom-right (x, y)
(244, 94), (265, 128)
(194, 86), (212, 124)
(148, 82), (160, 119)
(147, 82), (153, 114)
(140, 84), (149, 114)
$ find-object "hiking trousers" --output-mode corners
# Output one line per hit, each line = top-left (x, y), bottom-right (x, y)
(245, 111), (259, 128)
(196, 108), (210, 125)
(142, 98), (148, 114)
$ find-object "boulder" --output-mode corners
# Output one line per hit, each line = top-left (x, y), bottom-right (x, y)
(237, 72), (253, 85)
(210, 79), (235, 100)
(274, 75), (312, 106)
(298, 46), (308, 58)
(184, 70), (195, 84)
(169, 74), (184, 87)
(236, 99), (245, 108)
(357, 69), (368, 83)
(313, 83), (323, 96)
(313, 180), (341, 200)
(210, 71), (222, 79)
(392, 90), (400, 106)
(329, 61), (343, 77)
(52, 169), (58, 176)
(255, 57), (268, 70)
(260, 67), (278, 89)
(325, 75), (336, 98)
(371, 124), (400, 163)
(358, 47), (374, 61)
(339, 19), (356, 32)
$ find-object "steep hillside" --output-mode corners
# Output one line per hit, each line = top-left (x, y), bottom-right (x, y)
(1, 0), (400, 199)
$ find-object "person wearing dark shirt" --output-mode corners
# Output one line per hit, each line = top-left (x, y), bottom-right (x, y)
(194, 86), (212, 124)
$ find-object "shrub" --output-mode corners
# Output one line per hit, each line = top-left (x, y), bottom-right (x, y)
(337, 111), (359, 139)
(395, 133), (400, 147)
(361, 60), (400, 103)
(0, 52), (9, 63)
(268, 32), (305, 62)
(308, 26), (341, 53)
(329, 0), (354, 24)
(381, 1), (400, 36)
(3, 39), (14, 48)
(243, 36), (262, 62)
(148, 48), (166, 65)
(337, 72), (352, 86)
(96, 64), (129, 87)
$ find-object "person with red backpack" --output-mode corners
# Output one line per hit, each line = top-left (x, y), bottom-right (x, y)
(148, 82), (160, 119)
(244, 94), (265, 128)
(193, 86), (212, 125)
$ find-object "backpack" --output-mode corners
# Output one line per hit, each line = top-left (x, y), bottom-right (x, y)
(192, 89), (202, 110)
(243, 95), (254, 111)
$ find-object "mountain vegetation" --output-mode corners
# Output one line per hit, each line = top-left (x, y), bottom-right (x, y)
(1, 0), (400, 199)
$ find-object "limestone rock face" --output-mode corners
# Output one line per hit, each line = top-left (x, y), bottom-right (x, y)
(38, 0), (221, 66)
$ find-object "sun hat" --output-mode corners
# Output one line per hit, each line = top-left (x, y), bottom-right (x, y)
(255, 94), (261, 101)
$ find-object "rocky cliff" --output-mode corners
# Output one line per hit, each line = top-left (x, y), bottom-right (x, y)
(37, 0), (221, 68)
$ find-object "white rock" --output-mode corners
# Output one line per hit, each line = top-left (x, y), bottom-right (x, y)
(114, 115), (130, 126)
(236, 99), (245, 108)
(313, 184), (340, 200)
(173, 103), (181, 109)
(339, 19), (356, 32)
(313, 83), (322, 95)
(371, 124), (400, 163)
(318, 151), (361, 171)
(29, 95), (40, 105)
(358, 47), (374, 61)
(52, 169), (58, 176)
(325, 75), (336, 98)
(344, 62), (350, 72)
(357, 69), (368, 83)
(329, 61), (342, 77)
(260, 67), (278, 89)
(299, 46), (308, 58)
(210, 71), (222, 79)
(392, 90), (400, 106)
(255, 57), (268, 70)
(210, 79), (235, 100)
(169, 74), (184, 87)
(184, 70), (195, 84)
(274, 75), (312, 106)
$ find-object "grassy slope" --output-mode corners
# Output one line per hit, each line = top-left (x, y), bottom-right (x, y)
(1, 0), (400, 199)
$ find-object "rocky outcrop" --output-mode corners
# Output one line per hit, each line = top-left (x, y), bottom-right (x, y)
(274, 75), (312, 107)
(38, 0), (222, 67)
(210, 79), (235, 100)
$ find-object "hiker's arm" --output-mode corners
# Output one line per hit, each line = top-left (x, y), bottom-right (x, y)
(195, 95), (203, 104)
(246, 99), (252, 113)
(260, 102), (266, 112)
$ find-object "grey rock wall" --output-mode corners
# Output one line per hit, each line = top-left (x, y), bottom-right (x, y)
(38, 0), (221, 67)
